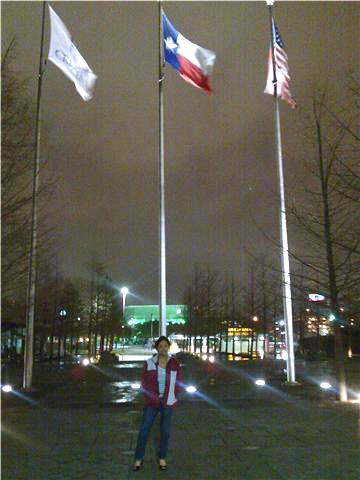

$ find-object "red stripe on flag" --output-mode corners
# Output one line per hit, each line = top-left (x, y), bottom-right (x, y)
(178, 55), (213, 95)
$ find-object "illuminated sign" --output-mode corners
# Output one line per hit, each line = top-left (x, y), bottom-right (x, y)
(308, 293), (325, 302)
(227, 327), (253, 336)
(126, 305), (186, 326)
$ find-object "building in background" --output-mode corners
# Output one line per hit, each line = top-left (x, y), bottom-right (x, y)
(124, 305), (186, 341)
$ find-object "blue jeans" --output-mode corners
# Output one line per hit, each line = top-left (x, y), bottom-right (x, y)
(134, 400), (173, 460)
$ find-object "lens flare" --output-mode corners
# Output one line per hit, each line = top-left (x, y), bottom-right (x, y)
(186, 385), (197, 393)
(320, 382), (332, 389)
(255, 379), (266, 387)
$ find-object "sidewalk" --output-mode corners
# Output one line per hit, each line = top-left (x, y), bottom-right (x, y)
(2, 356), (360, 480)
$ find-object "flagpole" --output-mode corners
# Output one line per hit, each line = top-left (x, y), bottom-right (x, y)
(158, 0), (167, 336)
(23, 0), (47, 390)
(267, 1), (296, 383)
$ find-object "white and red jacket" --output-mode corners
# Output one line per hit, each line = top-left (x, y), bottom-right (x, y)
(140, 354), (183, 408)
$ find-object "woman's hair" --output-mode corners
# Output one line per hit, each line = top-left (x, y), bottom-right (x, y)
(155, 336), (171, 350)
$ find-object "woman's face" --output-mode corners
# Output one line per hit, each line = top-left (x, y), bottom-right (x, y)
(157, 340), (170, 356)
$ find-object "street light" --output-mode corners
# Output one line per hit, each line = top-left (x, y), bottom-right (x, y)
(320, 382), (332, 390)
(58, 309), (67, 360)
(120, 287), (129, 322)
(150, 313), (156, 339)
(2, 385), (13, 393)
(255, 379), (266, 387)
(186, 385), (197, 393)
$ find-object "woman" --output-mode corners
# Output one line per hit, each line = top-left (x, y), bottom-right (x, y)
(133, 336), (183, 471)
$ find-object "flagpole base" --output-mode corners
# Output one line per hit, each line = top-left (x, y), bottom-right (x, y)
(282, 381), (302, 387)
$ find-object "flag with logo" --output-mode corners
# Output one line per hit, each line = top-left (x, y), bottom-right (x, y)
(162, 11), (216, 94)
(264, 19), (296, 108)
(48, 5), (97, 101)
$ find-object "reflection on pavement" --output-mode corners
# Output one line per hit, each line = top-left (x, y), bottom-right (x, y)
(104, 381), (141, 403)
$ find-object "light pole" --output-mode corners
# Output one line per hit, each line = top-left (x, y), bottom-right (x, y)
(59, 309), (67, 360)
(120, 287), (129, 324)
(150, 314), (157, 340)
(308, 293), (325, 358)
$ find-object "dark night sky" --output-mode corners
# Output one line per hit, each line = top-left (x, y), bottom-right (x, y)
(2, 1), (359, 303)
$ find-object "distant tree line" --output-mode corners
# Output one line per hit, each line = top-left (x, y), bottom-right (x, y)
(31, 259), (125, 362)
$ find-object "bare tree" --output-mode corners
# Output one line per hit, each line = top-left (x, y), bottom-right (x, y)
(289, 83), (360, 401)
(2, 43), (34, 299)
(2, 42), (56, 331)
(184, 264), (222, 354)
(85, 260), (121, 356)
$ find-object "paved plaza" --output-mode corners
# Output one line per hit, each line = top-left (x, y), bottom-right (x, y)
(2, 355), (360, 479)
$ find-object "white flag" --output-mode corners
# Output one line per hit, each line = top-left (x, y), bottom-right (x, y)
(48, 5), (97, 101)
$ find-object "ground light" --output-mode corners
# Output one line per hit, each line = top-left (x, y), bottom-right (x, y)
(202, 354), (208, 361)
(131, 383), (141, 390)
(186, 385), (197, 393)
(2, 385), (13, 393)
(255, 379), (266, 387)
(209, 356), (215, 363)
(82, 358), (90, 366)
(320, 382), (332, 389)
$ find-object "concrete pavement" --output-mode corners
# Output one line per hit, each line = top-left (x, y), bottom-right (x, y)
(2, 355), (360, 479)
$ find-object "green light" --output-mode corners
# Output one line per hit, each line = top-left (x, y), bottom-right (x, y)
(124, 305), (187, 325)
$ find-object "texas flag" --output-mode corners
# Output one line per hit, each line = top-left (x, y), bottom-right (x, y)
(162, 11), (216, 94)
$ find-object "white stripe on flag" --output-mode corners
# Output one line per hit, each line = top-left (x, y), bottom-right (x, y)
(48, 5), (97, 101)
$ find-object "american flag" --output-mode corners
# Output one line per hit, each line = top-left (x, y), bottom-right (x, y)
(264, 19), (296, 108)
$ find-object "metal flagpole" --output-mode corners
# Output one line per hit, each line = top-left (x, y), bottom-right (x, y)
(158, 0), (167, 336)
(23, 0), (47, 390)
(267, 1), (296, 383)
